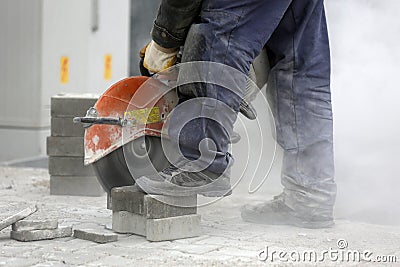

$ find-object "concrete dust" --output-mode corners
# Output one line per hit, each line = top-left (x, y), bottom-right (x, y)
(0, 167), (399, 266)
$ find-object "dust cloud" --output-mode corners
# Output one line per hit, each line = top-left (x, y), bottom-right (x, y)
(326, 0), (400, 225)
(232, 0), (400, 226)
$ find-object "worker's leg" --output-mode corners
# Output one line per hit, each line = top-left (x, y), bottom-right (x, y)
(264, 0), (336, 221)
(173, 0), (293, 174)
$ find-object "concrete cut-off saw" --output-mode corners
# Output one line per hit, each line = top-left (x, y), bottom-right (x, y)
(73, 51), (269, 195)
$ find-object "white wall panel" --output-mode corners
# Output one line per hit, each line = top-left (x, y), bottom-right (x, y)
(0, 0), (43, 127)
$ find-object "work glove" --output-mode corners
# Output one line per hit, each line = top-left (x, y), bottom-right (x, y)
(139, 40), (178, 73)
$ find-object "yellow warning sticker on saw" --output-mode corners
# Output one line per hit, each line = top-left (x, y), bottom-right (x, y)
(124, 107), (161, 124)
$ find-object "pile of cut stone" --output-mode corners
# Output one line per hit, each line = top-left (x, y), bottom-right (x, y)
(1, 203), (118, 244)
(0, 203), (72, 242)
(111, 186), (201, 241)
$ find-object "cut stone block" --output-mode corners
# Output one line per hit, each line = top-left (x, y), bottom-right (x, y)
(107, 194), (112, 210)
(111, 186), (197, 219)
(144, 195), (197, 219)
(112, 211), (201, 242)
(112, 211), (146, 235)
(51, 93), (98, 118)
(0, 204), (37, 231)
(51, 117), (85, 137)
(146, 214), (201, 242)
(50, 176), (104, 197)
(111, 186), (146, 215)
(73, 229), (118, 244)
(46, 136), (84, 157)
(48, 156), (94, 176)
(11, 226), (72, 242)
(12, 219), (58, 232)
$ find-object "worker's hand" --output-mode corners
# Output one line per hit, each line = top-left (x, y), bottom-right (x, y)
(140, 41), (178, 73)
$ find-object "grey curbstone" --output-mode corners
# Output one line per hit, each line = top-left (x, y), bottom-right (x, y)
(107, 194), (112, 210)
(51, 117), (85, 137)
(146, 214), (201, 242)
(48, 156), (94, 176)
(111, 186), (197, 219)
(10, 226), (73, 242)
(73, 229), (118, 244)
(12, 219), (58, 232)
(0, 204), (37, 231)
(51, 94), (98, 118)
(112, 211), (146, 235)
(111, 186), (146, 215)
(112, 211), (201, 241)
(144, 195), (197, 219)
(46, 136), (84, 157)
(50, 176), (104, 197)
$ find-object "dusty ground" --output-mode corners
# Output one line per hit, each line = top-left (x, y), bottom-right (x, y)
(0, 166), (399, 267)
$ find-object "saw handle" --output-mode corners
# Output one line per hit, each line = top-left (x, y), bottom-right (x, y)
(139, 58), (152, 77)
(73, 117), (127, 127)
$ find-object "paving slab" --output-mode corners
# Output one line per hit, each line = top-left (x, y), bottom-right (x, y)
(51, 117), (85, 137)
(48, 156), (95, 176)
(146, 214), (202, 242)
(12, 219), (58, 232)
(46, 137), (84, 157)
(144, 194), (197, 219)
(10, 226), (73, 242)
(111, 186), (146, 215)
(73, 229), (118, 244)
(111, 186), (197, 219)
(112, 211), (146, 235)
(51, 93), (98, 118)
(0, 204), (37, 231)
(50, 176), (104, 197)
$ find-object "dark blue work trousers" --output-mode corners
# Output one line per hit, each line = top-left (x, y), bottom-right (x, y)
(173, 0), (336, 218)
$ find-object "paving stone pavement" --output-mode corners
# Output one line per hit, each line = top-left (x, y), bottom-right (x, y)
(0, 166), (399, 266)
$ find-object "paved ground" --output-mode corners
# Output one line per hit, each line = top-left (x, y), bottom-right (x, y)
(0, 166), (399, 266)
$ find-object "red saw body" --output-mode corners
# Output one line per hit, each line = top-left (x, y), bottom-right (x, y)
(78, 75), (178, 193)
(84, 76), (178, 165)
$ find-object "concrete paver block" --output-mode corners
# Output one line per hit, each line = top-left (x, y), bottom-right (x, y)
(112, 211), (201, 241)
(51, 94), (98, 118)
(73, 229), (118, 244)
(10, 226), (73, 242)
(46, 136), (84, 157)
(146, 214), (201, 242)
(111, 186), (197, 219)
(144, 195), (197, 219)
(107, 194), (112, 210)
(48, 156), (94, 176)
(12, 219), (58, 232)
(112, 211), (146, 235)
(51, 117), (85, 137)
(50, 176), (104, 197)
(0, 204), (37, 231)
(111, 186), (146, 215)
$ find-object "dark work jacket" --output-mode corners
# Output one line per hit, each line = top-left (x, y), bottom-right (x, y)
(151, 0), (202, 48)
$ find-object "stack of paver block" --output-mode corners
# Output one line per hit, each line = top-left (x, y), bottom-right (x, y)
(47, 93), (104, 196)
(111, 186), (201, 241)
(11, 219), (72, 242)
(0, 204), (72, 242)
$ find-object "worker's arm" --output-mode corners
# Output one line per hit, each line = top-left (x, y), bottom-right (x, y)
(141, 0), (202, 73)
(151, 0), (202, 49)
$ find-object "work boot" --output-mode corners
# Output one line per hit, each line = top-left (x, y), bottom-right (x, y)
(135, 165), (232, 197)
(240, 195), (334, 229)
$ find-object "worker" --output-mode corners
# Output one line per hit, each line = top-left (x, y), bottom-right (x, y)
(137, 0), (337, 229)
